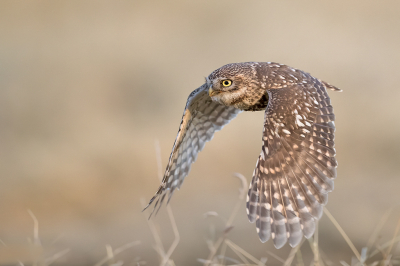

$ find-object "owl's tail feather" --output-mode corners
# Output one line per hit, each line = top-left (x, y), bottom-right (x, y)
(322, 81), (342, 92)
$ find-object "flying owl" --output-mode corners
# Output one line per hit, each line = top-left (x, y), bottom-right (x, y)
(144, 62), (341, 248)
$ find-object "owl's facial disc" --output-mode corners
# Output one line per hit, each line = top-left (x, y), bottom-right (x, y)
(209, 79), (233, 97)
(208, 76), (248, 108)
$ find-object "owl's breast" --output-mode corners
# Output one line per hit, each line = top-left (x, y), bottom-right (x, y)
(241, 92), (269, 111)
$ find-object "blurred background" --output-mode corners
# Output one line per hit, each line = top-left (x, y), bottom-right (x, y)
(1, 0), (400, 265)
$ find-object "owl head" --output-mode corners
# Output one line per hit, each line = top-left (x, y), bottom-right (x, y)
(206, 62), (264, 109)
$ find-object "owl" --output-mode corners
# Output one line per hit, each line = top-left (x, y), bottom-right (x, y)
(144, 62), (341, 248)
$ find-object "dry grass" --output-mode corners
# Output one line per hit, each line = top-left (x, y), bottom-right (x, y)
(2, 209), (141, 266)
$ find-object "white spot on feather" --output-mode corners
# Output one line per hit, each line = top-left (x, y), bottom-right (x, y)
(263, 203), (271, 209)
(270, 168), (275, 174)
(295, 115), (305, 127)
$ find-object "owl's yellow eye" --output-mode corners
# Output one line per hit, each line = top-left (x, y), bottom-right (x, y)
(221, 80), (232, 87)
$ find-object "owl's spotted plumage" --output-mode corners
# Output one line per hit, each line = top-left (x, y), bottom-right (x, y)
(144, 62), (341, 248)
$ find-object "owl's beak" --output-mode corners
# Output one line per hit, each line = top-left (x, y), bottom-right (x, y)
(208, 87), (219, 97)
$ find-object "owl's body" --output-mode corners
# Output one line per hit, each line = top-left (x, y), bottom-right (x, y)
(145, 62), (341, 248)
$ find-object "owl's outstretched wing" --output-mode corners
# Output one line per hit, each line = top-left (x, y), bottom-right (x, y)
(247, 79), (340, 248)
(144, 83), (241, 216)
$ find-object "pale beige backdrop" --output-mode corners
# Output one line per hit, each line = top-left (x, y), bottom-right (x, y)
(1, 1), (400, 265)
